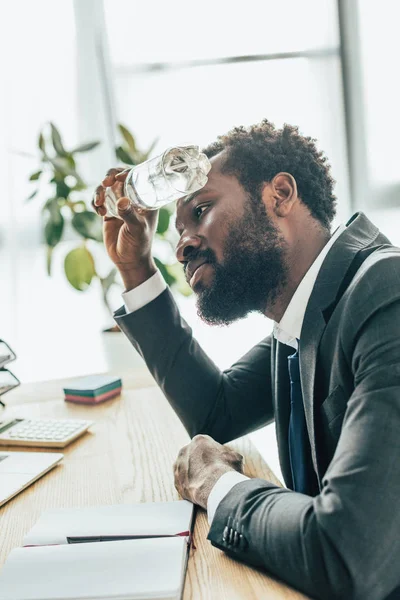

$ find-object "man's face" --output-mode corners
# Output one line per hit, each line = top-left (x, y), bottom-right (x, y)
(175, 152), (288, 325)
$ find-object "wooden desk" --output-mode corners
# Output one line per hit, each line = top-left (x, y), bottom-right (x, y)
(0, 373), (308, 599)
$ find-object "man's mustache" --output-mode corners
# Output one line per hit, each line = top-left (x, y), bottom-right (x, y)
(183, 248), (216, 281)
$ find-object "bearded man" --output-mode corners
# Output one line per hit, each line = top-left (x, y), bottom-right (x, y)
(94, 120), (400, 600)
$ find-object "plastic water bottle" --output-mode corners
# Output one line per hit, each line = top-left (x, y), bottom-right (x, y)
(104, 145), (211, 218)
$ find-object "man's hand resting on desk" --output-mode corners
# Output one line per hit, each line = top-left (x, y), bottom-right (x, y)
(173, 435), (244, 509)
(92, 168), (158, 291)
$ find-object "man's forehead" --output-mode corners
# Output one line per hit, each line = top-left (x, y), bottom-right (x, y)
(208, 150), (227, 171)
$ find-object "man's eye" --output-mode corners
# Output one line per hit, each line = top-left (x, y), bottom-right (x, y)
(194, 204), (209, 218)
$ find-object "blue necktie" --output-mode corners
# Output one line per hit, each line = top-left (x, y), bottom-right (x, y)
(288, 348), (310, 494)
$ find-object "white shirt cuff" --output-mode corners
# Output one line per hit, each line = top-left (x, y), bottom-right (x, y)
(207, 471), (249, 525)
(122, 270), (167, 314)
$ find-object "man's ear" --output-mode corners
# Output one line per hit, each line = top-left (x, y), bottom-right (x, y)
(262, 172), (298, 217)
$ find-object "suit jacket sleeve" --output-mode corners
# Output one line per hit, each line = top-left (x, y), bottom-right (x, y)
(114, 288), (274, 443)
(208, 259), (400, 600)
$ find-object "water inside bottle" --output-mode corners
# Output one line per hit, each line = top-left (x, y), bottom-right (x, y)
(104, 145), (211, 217)
(125, 145), (210, 210)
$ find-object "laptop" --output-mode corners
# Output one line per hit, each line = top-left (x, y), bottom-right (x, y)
(0, 451), (63, 508)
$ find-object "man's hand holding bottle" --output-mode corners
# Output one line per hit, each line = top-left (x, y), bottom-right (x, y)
(93, 167), (158, 292)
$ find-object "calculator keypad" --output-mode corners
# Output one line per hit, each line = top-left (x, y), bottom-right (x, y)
(1, 419), (91, 444)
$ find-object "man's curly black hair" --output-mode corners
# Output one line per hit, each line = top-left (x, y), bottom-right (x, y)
(202, 119), (336, 229)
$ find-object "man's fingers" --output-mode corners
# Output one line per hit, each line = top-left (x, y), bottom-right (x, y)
(234, 451), (244, 463)
(116, 197), (140, 226)
(102, 167), (125, 187)
(115, 169), (130, 182)
(174, 446), (189, 488)
(92, 185), (106, 216)
(177, 445), (188, 459)
(94, 167), (127, 215)
(221, 448), (244, 471)
(173, 460), (186, 498)
(226, 449), (243, 462)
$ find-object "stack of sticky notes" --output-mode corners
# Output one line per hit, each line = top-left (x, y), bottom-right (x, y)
(63, 375), (122, 405)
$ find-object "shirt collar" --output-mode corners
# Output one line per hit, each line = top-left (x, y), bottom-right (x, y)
(273, 224), (346, 349)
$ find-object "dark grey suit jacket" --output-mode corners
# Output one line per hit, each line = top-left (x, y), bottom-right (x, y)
(115, 212), (400, 600)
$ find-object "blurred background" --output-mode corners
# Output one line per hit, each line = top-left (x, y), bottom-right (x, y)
(1, 0), (399, 393)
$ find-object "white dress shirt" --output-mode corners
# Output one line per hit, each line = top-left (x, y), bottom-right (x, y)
(123, 224), (346, 523)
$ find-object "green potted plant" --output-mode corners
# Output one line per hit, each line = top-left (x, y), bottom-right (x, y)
(27, 123), (190, 324)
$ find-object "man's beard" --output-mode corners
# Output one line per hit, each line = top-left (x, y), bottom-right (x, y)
(190, 198), (288, 326)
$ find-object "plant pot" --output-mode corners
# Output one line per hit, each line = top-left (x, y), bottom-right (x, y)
(101, 326), (145, 372)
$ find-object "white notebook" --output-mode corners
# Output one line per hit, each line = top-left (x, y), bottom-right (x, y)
(0, 500), (194, 600)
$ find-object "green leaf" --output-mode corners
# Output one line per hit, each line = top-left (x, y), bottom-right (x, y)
(44, 214), (64, 247)
(44, 197), (63, 221)
(118, 124), (137, 154)
(47, 157), (86, 191)
(47, 156), (71, 177)
(71, 200), (87, 212)
(56, 180), (71, 199)
(65, 154), (76, 169)
(71, 176), (87, 191)
(44, 198), (64, 247)
(135, 151), (149, 164)
(46, 246), (53, 276)
(154, 257), (176, 287)
(50, 122), (67, 157)
(38, 132), (46, 153)
(72, 211), (103, 242)
(26, 189), (38, 201)
(64, 246), (96, 291)
(116, 146), (136, 165)
(13, 150), (36, 159)
(29, 170), (42, 181)
(156, 207), (170, 235)
(72, 141), (100, 153)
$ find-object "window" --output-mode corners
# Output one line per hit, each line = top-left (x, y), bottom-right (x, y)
(102, 0), (351, 370)
(104, 0), (350, 224)
(1, 0), (354, 381)
(0, 1), (110, 382)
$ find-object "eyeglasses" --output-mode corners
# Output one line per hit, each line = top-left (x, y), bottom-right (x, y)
(0, 340), (20, 408)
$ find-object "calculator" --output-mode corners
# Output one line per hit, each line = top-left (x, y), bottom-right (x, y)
(0, 418), (93, 448)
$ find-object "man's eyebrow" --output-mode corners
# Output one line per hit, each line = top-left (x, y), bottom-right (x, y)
(182, 185), (217, 205)
(182, 190), (202, 205)
(175, 187), (214, 231)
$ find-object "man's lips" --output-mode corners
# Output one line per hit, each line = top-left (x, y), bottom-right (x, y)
(186, 260), (208, 283)
(189, 263), (211, 288)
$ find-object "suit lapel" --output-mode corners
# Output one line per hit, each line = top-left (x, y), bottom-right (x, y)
(299, 305), (326, 477)
(272, 337), (295, 488)
(297, 213), (381, 479)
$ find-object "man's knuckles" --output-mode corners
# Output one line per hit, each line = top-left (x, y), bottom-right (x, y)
(191, 433), (212, 444)
(177, 445), (189, 460)
(224, 450), (243, 464)
(105, 166), (124, 177)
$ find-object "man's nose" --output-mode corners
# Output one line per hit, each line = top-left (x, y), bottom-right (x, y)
(176, 233), (202, 263)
